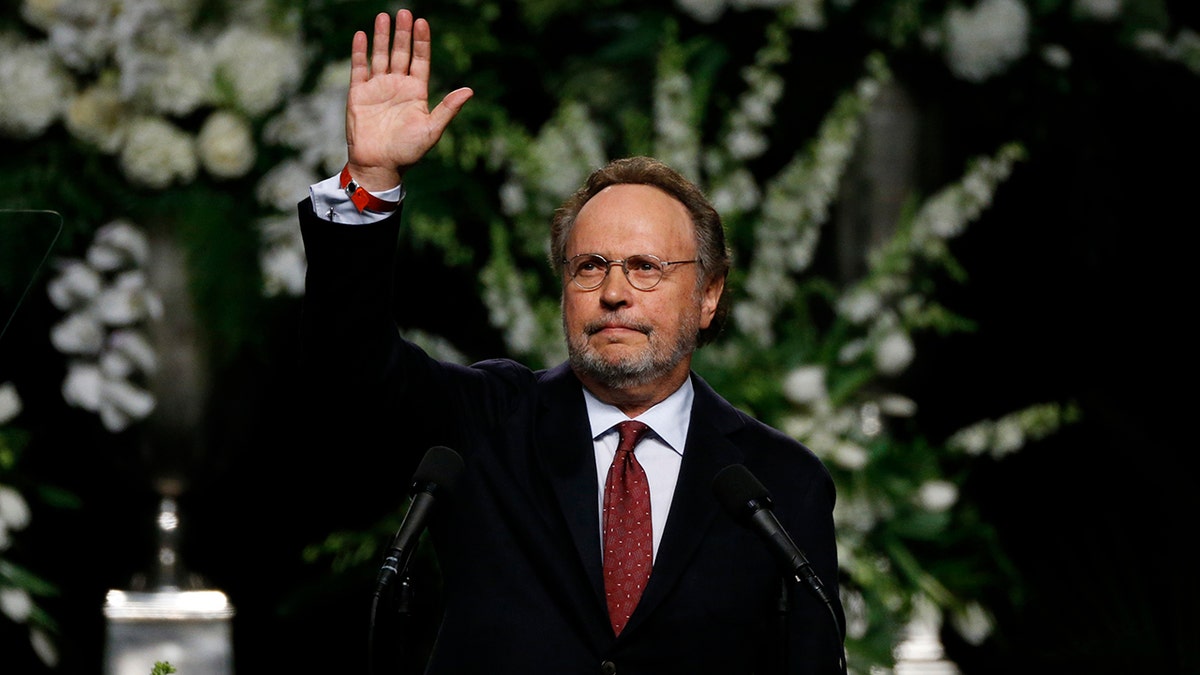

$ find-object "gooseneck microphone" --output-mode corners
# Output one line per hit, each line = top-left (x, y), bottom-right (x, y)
(374, 445), (465, 598)
(712, 464), (846, 674)
(713, 464), (835, 610)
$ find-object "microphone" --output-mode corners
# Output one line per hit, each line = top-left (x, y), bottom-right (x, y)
(712, 464), (835, 610)
(373, 445), (465, 598)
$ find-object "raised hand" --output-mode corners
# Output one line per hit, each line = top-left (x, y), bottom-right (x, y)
(344, 10), (473, 190)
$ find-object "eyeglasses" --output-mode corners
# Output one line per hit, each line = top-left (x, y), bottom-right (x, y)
(561, 253), (699, 291)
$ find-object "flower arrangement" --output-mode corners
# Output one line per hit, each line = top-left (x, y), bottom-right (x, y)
(1, 0), (1193, 671)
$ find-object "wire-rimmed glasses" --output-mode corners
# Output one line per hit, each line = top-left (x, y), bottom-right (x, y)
(561, 253), (698, 291)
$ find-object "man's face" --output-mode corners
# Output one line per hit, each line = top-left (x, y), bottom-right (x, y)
(562, 184), (722, 392)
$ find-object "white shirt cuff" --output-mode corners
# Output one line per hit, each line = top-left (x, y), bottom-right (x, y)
(309, 174), (405, 224)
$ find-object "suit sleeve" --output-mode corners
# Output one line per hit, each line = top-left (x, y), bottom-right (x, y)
(295, 199), (456, 503)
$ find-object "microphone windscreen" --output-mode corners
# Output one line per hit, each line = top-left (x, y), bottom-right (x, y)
(413, 445), (465, 494)
(712, 464), (772, 520)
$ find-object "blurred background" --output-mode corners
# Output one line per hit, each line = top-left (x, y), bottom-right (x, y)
(1, 0), (1194, 673)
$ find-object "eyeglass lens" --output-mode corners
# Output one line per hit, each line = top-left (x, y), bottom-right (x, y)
(568, 254), (666, 290)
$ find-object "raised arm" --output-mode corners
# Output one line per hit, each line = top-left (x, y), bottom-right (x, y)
(344, 10), (473, 191)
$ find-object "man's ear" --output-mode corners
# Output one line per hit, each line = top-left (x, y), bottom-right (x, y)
(698, 275), (725, 329)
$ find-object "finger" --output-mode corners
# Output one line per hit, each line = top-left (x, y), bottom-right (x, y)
(409, 17), (432, 86)
(370, 12), (391, 76)
(349, 30), (368, 84)
(391, 9), (414, 75)
(429, 87), (474, 129)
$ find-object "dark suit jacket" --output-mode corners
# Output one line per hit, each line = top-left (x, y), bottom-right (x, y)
(298, 200), (845, 674)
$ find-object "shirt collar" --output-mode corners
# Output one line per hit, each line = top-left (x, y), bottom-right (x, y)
(582, 376), (693, 457)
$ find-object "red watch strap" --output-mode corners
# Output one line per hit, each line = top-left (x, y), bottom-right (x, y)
(339, 164), (399, 213)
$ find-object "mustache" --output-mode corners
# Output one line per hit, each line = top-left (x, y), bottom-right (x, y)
(583, 316), (652, 336)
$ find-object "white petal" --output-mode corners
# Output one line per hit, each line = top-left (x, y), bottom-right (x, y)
(0, 485), (31, 529)
(0, 382), (22, 424)
(62, 362), (104, 410)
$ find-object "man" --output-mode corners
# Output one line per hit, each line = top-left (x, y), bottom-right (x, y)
(299, 9), (845, 674)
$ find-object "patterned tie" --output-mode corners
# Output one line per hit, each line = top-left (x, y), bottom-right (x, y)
(602, 420), (653, 636)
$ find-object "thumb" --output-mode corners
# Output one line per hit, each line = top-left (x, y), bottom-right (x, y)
(430, 87), (474, 128)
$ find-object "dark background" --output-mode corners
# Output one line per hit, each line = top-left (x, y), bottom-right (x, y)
(1, 5), (1196, 674)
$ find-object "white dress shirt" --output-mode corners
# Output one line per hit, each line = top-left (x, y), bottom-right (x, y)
(584, 379), (692, 563)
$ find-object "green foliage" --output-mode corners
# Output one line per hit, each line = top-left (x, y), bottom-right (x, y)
(2, 0), (1188, 670)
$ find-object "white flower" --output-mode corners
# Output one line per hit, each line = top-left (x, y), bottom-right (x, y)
(44, 1), (117, 71)
(28, 624), (58, 667)
(951, 602), (994, 645)
(946, 423), (990, 455)
(833, 492), (877, 533)
(212, 26), (306, 116)
(62, 361), (104, 410)
(1042, 44), (1072, 70)
(30, 627), (60, 667)
(198, 109), (256, 179)
(46, 260), (102, 311)
(675, 0), (727, 23)
(99, 349), (135, 380)
(878, 394), (917, 417)
(109, 329), (157, 374)
(50, 314), (105, 355)
(260, 244), (307, 297)
(98, 378), (155, 432)
(916, 480), (958, 512)
(991, 417), (1025, 456)
(874, 330), (915, 376)
(93, 271), (155, 325)
(840, 586), (870, 640)
(785, 0), (825, 29)
(708, 167), (761, 216)
(499, 180), (528, 217)
(725, 126), (768, 160)
(782, 366), (827, 404)
(837, 338), (867, 364)
(837, 288), (883, 324)
(0, 484), (31, 530)
(832, 441), (869, 470)
(119, 116), (198, 189)
(732, 300), (773, 347)
(0, 382), (22, 424)
(61, 359), (156, 432)
(66, 82), (129, 154)
(0, 586), (33, 622)
(19, 0), (65, 31)
(0, 37), (75, 139)
(262, 64), (348, 174)
(944, 0), (1031, 83)
(88, 220), (149, 272)
(1073, 0), (1121, 21)
(137, 38), (214, 117)
(256, 159), (319, 212)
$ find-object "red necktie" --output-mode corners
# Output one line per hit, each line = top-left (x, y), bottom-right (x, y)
(602, 420), (653, 636)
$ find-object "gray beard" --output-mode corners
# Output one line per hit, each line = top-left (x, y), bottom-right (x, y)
(565, 314), (698, 390)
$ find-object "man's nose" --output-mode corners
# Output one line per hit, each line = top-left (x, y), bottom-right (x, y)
(598, 263), (634, 305)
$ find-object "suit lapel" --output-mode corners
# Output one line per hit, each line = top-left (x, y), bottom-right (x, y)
(624, 373), (746, 633)
(535, 364), (608, 604)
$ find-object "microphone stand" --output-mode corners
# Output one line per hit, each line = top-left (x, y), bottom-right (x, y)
(774, 576), (789, 675)
(774, 573), (847, 675)
(393, 573), (415, 675)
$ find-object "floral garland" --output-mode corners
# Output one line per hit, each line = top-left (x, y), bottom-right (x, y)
(1, 0), (1194, 670)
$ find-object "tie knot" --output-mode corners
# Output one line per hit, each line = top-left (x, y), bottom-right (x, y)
(615, 420), (651, 455)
